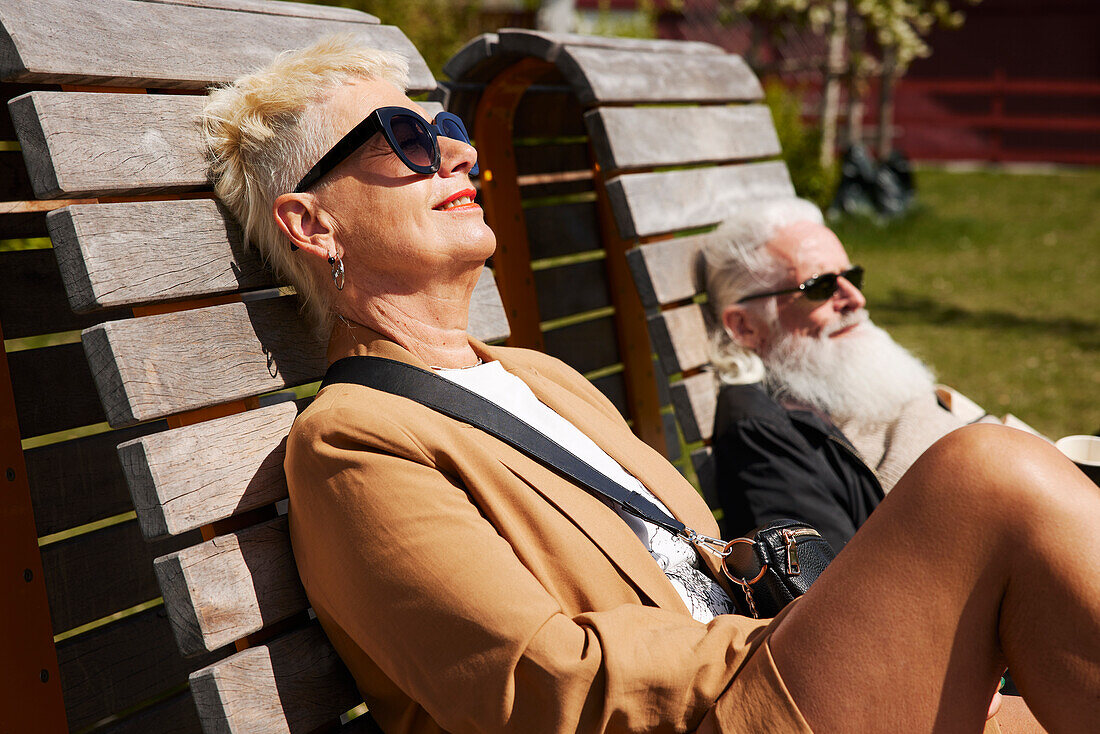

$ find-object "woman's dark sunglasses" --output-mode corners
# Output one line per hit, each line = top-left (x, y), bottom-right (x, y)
(736, 265), (864, 303)
(293, 106), (477, 193)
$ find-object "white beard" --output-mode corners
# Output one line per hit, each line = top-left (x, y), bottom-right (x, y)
(760, 312), (937, 423)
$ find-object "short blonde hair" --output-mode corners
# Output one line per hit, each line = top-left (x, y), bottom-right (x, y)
(202, 35), (410, 330)
(703, 198), (825, 383)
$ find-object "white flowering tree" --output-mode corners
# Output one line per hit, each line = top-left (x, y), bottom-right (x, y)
(730, 0), (979, 163)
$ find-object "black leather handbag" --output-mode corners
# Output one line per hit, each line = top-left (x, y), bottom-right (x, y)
(721, 519), (836, 618)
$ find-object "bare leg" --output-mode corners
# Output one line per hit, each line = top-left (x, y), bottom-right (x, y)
(770, 424), (1100, 733)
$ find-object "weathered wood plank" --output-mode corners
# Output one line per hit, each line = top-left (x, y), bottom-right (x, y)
(690, 447), (720, 512)
(534, 258), (611, 322)
(26, 422), (166, 537)
(9, 91), (208, 199)
(0, 248), (130, 338)
(8, 341), (107, 438)
(189, 624), (361, 734)
(669, 372), (718, 445)
(145, 0), (378, 23)
(542, 315), (620, 376)
(41, 520), (202, 634)
(0, 0), (432, 91)
(585, 104), (781, 172)
(441, 32), (498, 83)
(83, 270), (507, 427)
(497, 29), (724, 62)
(625, 232), (710, 309)
(648, 303), (711, 377)
(98, 688), (203, 734)
(514, 141), (589, 176)
(513, 88), (586, 139)
(56, 605), (225, 731)
(0, 148), (32, 198)
(48, 200), (272, 311)
(590, 372), (627, 417)
(83, 296), (326, 427)
(121, 401), (299, 539)
(468, 267), (510, 344)
(606, 161), (795, 239)
(96, 688), (203, 734)
(554, 46), (762, 106)
(156, 516), (308, 656)
(525, 201), (601, 259)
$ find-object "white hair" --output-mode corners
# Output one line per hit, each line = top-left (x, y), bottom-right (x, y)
(201, 35), (410, 331)
(703, 198), (826, 384)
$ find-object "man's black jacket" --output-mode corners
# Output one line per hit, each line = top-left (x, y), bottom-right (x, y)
(712, 382), (884, 553)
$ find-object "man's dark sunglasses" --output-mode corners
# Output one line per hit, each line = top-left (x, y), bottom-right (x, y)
(736, 265), (864, 304)
(293, 106), (478, 193)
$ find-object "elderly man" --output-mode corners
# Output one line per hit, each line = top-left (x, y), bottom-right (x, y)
(703, 198), (975, 550)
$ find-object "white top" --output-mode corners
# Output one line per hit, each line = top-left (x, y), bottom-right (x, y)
(434, 360), (733, 623)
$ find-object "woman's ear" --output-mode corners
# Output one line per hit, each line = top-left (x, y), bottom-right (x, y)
(722, 305), (767, 352)
(273, 193), (334, 260)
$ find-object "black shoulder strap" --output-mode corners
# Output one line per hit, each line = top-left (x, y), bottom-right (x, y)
(321, 355), (688, 537)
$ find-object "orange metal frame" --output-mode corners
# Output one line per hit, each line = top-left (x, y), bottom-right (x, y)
(0, 317), (69, 733)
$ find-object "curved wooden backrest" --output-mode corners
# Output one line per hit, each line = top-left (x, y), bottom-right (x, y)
(0, 2), (455, 732)
(443, 29), (793, 494)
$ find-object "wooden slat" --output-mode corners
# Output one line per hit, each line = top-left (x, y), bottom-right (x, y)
(0, 0), (433, 91)
(662, 411), (683, 464)
(542, 315), (620, 376)
(512, 88), (586, 139)
(0, 248), (130, 338)
(625, 232), (711, 310)
(26, 422), (166, 537)
(584, 104), (781, 172)
(606, 160), (795, 239)
(0, 148), (33, 199)
(95, 688), (202, 734)
(56, 606), (225, 731)
(189, 624), (361, 734)
(41, 520), (202, 634)
(83, 296), (325, 427)
(590, 372), (628, 417)
(146, 0), (378, 23)
(11, 92), (208, 199)
(468, 267), (510, 344)
(441, 32), (499, 84)
(669, 372), (718, 445)
(553, 46), (762, 106)
(690, 446), (719, 511)
(8, 341), (106, 438)
(514, 142), (589, 176)
(525, 201), (601, 259)
(648, 303), (711, 377)
(534, 259), (611, 321)
(121, 401), (299, 539)
(518, 174), (593, 200)
(0, 208), (47, 238)
(156, 517), (307, 656)
(83, 269), (507, 427)
(497, 29), (724, 61)
(48, 200), (271, 310)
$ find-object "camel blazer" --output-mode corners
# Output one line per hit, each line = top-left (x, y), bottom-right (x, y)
(286, 326), (812, 733)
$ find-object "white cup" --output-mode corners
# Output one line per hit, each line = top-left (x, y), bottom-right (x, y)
(1055, 435), (1100, 485)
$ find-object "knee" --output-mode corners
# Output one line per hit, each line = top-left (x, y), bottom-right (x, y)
(900, 424), (1084, 527)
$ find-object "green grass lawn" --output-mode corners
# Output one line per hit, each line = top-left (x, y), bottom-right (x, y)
(831, 166), (1100, 440)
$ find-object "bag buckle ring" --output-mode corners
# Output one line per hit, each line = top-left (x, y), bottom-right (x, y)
(680, 528), (733, 558)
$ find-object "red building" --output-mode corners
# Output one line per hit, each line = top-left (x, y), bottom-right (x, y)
(577, 0), (1100, 165)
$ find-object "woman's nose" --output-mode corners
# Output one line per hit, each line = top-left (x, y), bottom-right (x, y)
(438, 135), (478, 177)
